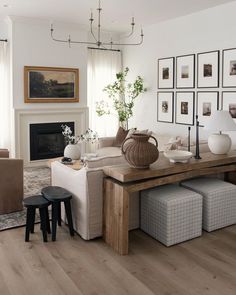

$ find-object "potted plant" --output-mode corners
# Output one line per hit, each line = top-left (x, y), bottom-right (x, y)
(96, 67), (147, 129)
(62, 125), (98, 160)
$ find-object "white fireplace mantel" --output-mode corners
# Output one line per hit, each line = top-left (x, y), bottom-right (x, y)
(14, 107), (89, 167)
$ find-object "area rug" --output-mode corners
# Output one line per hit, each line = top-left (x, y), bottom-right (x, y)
(0, 167), (51, 231)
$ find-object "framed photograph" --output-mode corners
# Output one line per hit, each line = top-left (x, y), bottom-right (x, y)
(157, 92), (174, 123)
(197, 91), (219, 127)
(222, 92), (236, 120)
(197, 50), (219, 88)
(176, 54), (195, 88)
(24, 66), (79, 103)
(222, 48), (236, 88)
(158, 57), (174, 89)
(175, 92), (195, 125)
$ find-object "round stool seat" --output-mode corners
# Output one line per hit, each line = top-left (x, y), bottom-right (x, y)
(41, 186), (72, 202)
(23, 194), (51, 243)
(41, 186), (74, 241)
(23, 195), (51, 208)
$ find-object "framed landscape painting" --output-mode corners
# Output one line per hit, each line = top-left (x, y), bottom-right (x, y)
(175, 92), (195, 125)
(176, 54), (195, 88)
(197, 91), (219, 127)
(197, 50), (219, 88)
(222, 48), (236, 88)
(24, 66), (79, 103)
(158, 57), (174, 89)
(222, 92), (236, 120)
(157, 92), (174, 123)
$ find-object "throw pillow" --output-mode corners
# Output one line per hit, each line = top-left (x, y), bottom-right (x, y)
(114, 127), (129, 147)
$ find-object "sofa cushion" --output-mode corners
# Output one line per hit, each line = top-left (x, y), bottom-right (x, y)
(85, 155), (126, 169)
(96, 147), (121, 157)
(114, 127), (129, 147)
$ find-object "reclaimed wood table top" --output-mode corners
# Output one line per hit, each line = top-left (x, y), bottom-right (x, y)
(103, 151), (236, 183)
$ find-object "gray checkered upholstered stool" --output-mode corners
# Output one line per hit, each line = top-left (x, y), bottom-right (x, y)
(181, 177), (236, 232)
(141, 184), (202, 247)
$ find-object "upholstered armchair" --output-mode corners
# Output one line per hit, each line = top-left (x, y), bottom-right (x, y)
(0, 149), (24, 214)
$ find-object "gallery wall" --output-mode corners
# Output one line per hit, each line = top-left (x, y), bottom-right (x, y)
(123, 1), (236, 143)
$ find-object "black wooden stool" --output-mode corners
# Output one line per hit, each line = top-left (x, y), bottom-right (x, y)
(41, 186), (74, 241)
(23, 195), (51, 242)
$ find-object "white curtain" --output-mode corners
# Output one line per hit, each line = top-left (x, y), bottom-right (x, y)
(0, 41), (11, 150)
(87, 48), (122, 137)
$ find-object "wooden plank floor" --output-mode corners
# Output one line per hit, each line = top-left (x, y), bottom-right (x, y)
(0, 225), (235, 295)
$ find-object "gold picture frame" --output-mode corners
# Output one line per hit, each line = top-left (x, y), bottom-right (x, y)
(24, 66), (79, 103)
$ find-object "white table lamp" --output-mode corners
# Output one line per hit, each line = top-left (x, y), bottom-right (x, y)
(204, 110), (236, 154)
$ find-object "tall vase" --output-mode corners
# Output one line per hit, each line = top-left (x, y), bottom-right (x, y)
(121, 133), (159, 168)
(64, 144), (81, 160)
(119, 120), (128, 130)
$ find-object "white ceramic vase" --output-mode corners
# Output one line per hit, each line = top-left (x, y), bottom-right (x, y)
(64, 144), (81, 160)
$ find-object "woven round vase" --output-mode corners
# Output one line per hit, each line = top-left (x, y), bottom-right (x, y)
(121, 133), (159, 169)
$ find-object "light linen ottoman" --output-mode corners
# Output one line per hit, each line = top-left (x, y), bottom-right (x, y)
(181, 177), (236, 232)
(141, 184), (202, 247)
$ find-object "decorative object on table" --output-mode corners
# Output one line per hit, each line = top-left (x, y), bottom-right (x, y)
(50, 0), (143, 48)
(164, 150), (193, 163)
(197, 91), (219, 127)
(222, 48), (236, 87)
(204, 110), (236, 154)
(62, 124), (81, 160)
(222, 92), (236, 121)
(121, 133), (159, 169)
(62, 125), (98, 160)
(60, 157), (75, 165)
(175, 92), (195, 126)
(176, 54), (195, 88)
(157, 92), (174, 123)
(96, 67), (147, 129)
(197, 50), (219, 88)
(188, 127), (191, 152)
(158, 57), (174, 89)
(24, 66), (79, 103)
(195, 115), (201, 159)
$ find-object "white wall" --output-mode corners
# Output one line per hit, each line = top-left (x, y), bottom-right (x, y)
(10, 17), (88, 109)
(123, 1), (236, 142)
(0, 17), (9, 39)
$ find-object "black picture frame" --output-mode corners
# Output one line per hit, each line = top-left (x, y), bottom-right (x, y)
(222, 91), (236, 120)
(197, 50), (219, 88)
(196, 91), (219, 127)
(157, 92), (174, 123)
(175, 91), (195, 126)
(157, 57), (175, 89)
(176, 54), (195, 89)
(222, 48), (236, 88)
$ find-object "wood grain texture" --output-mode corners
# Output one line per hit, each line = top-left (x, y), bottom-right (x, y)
(0, 225), (236, 295)
(103, 179), (129, 255)
(103, 151), (236, 183)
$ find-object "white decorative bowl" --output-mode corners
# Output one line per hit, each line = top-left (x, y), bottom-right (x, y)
(164, 150), (193, 163)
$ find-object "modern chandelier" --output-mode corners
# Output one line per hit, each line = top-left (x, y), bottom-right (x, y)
(50, 0), (144, 49)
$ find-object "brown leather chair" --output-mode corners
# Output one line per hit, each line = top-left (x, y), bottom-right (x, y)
(0, 149), (24, 214)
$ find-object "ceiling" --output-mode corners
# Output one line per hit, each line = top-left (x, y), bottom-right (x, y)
(0, 0), (235, 32)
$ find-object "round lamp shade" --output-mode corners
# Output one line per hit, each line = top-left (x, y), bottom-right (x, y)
(204, 110), (236, 132)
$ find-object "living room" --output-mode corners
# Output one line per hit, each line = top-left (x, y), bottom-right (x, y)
(0, 1), (236, 294)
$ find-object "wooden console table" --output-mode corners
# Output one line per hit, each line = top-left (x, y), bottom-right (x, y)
(103, 151), (236, 255)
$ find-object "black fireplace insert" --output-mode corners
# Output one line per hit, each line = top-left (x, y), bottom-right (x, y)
(30, 122), (75, 161)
